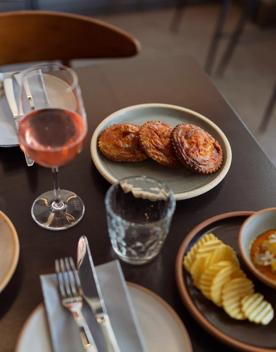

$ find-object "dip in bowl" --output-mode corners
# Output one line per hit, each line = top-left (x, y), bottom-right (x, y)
(239, 208), (276, 289)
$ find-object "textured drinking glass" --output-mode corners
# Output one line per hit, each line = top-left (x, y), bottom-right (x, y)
(105, 176), (176, 265)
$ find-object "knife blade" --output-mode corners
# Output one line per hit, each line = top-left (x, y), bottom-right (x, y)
(3, 76), (35, 167)
(77, 236), (121, 352)
(3, 77), (21, 122)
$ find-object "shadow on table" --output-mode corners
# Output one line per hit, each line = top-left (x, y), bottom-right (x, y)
(179, 181), (224, 211)
(0, 147), (24, 171)
(89, 163), (110, 193)
(0, 147), (39, 193)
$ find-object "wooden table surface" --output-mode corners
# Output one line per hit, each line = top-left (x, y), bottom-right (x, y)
(0, 55), (275, 352)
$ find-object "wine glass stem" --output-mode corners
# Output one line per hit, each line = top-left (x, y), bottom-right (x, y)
(51, 167), (64, 209)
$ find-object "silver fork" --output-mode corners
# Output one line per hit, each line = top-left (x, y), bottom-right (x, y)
(55, 257), (98, 352)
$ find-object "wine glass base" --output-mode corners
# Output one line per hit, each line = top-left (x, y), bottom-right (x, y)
(31, 189), (85, 231)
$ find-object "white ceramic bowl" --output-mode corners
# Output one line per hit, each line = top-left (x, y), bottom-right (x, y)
(239, 207), (276, 289)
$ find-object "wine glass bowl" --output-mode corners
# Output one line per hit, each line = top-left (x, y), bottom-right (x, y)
(18, 64), (87, 231)
(18, 108), (86, 168)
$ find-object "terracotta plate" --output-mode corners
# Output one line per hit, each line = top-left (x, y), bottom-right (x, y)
(176, 211), (276, 352)
(90, 103), (232, 201)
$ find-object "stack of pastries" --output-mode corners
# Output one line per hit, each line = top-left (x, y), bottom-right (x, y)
(98, 120), (223, 175)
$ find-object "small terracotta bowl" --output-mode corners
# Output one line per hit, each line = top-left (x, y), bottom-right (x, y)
(239, 207), (276, 289)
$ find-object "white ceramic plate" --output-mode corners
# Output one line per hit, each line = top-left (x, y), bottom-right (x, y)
(0, 210), (20, 292)
(16, 283), (193, 352)
(91, 103), (232, 200)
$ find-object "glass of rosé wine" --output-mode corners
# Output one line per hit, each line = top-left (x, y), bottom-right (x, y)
(18, 63), (87, 231)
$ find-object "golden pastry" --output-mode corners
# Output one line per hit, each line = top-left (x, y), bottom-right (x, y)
(98, 123), (147, 162)
(172, 123), (223, 174)
(139, 120), (179, 167)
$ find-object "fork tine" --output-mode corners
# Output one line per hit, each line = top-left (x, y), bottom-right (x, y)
(65, 257), (77, 296)
(69, 257), (83, 295)
(60, 258), (72, 297)
(55, 259), (66, 298)
(55, 256), (98, 351)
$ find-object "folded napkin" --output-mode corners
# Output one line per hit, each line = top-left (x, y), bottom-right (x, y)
(40, 260), (147, 352)
(0, 84), (18, 146)
(0, 70), (45, 147)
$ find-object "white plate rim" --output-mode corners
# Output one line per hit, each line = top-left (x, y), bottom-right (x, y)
(90, 103), (232, 200)
(128, 282), (193, 351)
(15, 282), (193, 352)
(0, 210), (20, 292)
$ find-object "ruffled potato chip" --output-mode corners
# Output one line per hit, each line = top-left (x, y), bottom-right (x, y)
(210, 264), (245, 307)
(204, 244), (239, 268)
(198, 261), (232, 300)
(190, 256), (206, 287)
(183, 233), (219, 272)
(189, 242), (238, 289)
(241, 293), (274, 325)
(222, 277), (254, 320)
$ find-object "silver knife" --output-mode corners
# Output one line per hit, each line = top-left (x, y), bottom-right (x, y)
(14, 70), (49, 110)
(3, 76), (35, 167)
(77, 236), (121, 352)
(3, 77), (21, 123)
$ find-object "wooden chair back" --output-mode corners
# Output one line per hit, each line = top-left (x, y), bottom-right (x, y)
(0, 11), (140, 66)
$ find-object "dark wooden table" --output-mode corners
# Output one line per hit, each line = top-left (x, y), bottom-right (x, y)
(0, 55), (275, 352)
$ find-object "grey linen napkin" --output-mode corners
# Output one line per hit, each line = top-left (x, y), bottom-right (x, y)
(40, 260), (146, 352)
(0, 70), (46, 146)
(0, 86), (18, 146)
(0, 69), (76, 147)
